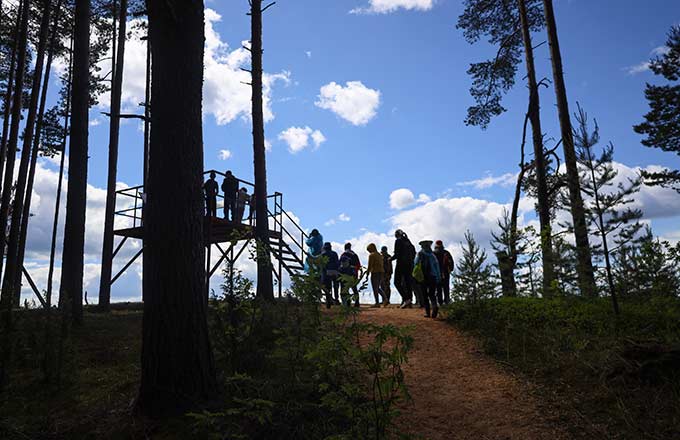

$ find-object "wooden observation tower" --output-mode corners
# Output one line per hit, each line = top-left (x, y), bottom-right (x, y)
(106, 170), (308, 298)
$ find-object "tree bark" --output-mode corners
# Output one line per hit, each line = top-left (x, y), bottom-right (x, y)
(518, 0), (556, 295)
(14, 0), (64, 303)
(251, 0), (274, 301)
(59, 0), (90, 324)
(136, 0), (216, 417)
(0, 0), (29, 391)
(98, 0), (127, 311)
(542, 0), (596, 297)
(3, 0), (53, 307)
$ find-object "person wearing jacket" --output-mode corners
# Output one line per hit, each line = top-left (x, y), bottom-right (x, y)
(392, 229), (416, 308)
(203, 172), (219, 217)
(320, 242), (340, 308)
(433, 240), (454, 305)
(221, 170), (239, 221)
(340, 243), (361, 307)
(414, 240), (441, 318)
(380, 246), (393, 305)
(366, 243), (385, 307)
(304, 229), (324, 273)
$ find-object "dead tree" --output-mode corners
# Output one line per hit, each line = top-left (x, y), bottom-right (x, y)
(99, 0), (128, 311)
(250, 0), (275, 301)
(542, 0), (596, 297)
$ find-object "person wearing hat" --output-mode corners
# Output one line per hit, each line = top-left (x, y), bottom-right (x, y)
(203, 171), (219, 217)
(434, 240), (454, 305)
(413, 240), (441, 318)
(366, 243), (386, 307)
(380, 246), (393, 305)
(392, 229), (416, 308)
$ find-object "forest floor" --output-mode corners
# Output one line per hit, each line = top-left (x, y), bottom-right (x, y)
(358, 306), (570, 440)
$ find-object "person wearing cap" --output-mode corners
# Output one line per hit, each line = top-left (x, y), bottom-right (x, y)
(434, 240), (454, 305)
(320, 242), (340, 308)
(380, 246), (393, 305)
(221, 170), (239, 221)
(203, 171), (219, 217)
(414, 240), (442, 318)
(304, 229), (324, 273)
(392, 229), (416, 308)
(339, 243), (361, 307)
(366, 243), (386, 307)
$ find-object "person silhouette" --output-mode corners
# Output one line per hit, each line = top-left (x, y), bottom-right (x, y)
(203, 171), (219, 217)
(221, 170), (239, 221)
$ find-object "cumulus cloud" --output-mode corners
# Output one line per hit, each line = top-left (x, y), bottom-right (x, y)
(278, 126), (326, 153)
(389, 188), (431, 210)
(218, 149), (232, 160)
(457, 172), (517, 189)
(315, 81), (381, 126)
(350, 0), (434, 14)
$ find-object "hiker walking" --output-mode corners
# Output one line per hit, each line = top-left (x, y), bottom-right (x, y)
(434, 240), (454, 305)
(203, 171), (219, 217)
(340, 243), (361, 307)
(305, 229), (324, 273)
(321, 242), (340, 308)
(392, 229), (416, 308)
(221, 170), (239, 221)
(381, 246), (393, 305)
(366, 244), (386, 307)
(413, 240), (441, 318)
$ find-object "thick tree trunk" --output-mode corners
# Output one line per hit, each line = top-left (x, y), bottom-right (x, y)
(3, 0), (52, 307)
(251, 0), (274, 301)
(542, 0), (596, 297)
(99, 0), (127, 311)
(59, 0), (90, 324)
(15, 0), (64, 302)
(137, 0), (216, 417)
(0, 0), (29, 391)
(518, 0), (556, 295)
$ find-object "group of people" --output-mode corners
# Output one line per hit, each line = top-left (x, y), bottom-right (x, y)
(203, 170), (255, 224)
(306, 228), (454, 319)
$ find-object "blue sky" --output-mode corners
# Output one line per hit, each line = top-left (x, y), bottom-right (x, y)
(16, 0), (680, 302)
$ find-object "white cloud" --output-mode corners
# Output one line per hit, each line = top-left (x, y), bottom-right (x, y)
(325, 212), (352, 227)
(350, 0), (434, 14)
(457, 172), (517, 189)
(315, 81), (381, 126)
(389, 188), (431, 210)
(218, 149), (232, 160)
(278, 126), (326, 153)
(625, 45), (670, 75)
(338, 213), (351, 222)
(305, 51), (312, 58)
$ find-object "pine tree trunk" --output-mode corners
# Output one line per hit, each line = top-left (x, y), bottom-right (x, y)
(14, 0), (64, 302)
(3, 0), (53, 307)
(0, 0), (29, 391)
(251, 0), (274, 301)
(59, 0), (90, 324)
(518, 0), (556, 295)
(542, 0), (596, 297)
(99, 0), (128, 311)
(136, 0), (216, 417)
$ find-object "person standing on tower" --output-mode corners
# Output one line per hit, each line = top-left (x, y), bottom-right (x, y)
(222, 170), (239, 221)
(203, 171), (219, 217)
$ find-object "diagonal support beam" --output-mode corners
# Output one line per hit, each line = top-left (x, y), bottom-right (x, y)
(21, 265), (47, 308)
(110, 247), (143, 286)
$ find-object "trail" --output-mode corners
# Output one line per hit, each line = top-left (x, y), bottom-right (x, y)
(359, 306), (569, 440)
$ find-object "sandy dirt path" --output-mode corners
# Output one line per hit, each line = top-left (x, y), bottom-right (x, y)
(358, 306), (569, 440)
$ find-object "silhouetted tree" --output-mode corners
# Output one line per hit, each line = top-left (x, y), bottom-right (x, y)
(136, 0), (216, 416)
(634, 25), (680, 192)
(541, 0), (596, 297)
(574, 105), (643, 314)
(99, 0), (128, 311)
(250, 0), (274, 301)
(59, 0), (89, 325)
